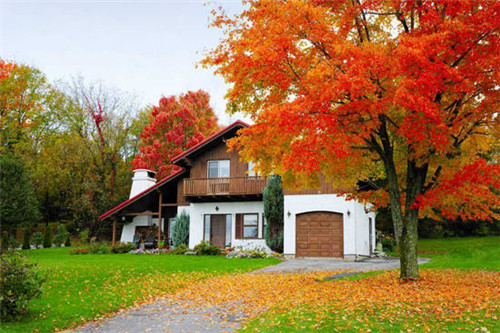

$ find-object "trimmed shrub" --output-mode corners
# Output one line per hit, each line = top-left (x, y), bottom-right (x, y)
(79, 229), (89, 244)
(171, 243), (189, 255)
(31, 232), (43, 249)
(193, 241), (221, 256)
(172, 211), (189, 247)
(378, 233), (396, 252)
(0, 252), (46, 321)
(111, 242), (136, 254)
(88, 242), (111, 254)
(42, 226), (52, 248)
(53, 225), (69, 247)
(22, 228), (31, 250)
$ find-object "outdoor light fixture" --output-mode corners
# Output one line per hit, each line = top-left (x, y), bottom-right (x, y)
(287, 211), (291, 217)
(215, 206), (219, 211)
(347, 210), (351, 217)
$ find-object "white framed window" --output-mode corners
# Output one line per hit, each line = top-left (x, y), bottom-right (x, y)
(243, 214), (258, 238)
(208, 160), (230, 178)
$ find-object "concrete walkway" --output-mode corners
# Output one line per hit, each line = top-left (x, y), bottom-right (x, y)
(253, 256), (430, 273)
(71, 257), (430, 333)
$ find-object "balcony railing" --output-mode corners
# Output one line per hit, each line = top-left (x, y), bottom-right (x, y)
(184, 177), (267, 196)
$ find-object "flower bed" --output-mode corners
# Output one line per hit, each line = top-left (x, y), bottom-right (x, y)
(225, 247), (283, 259)
(129, 248), (171, 255)
(68, 248), (89, 255)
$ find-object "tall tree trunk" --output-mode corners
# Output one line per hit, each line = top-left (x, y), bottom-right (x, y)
(399, 212), (419, 279)
(399, 160), (427, 279)
(385, 158), (403, 244)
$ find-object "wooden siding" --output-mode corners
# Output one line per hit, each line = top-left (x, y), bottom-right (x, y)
(188, 141), (249, 179)
(283, 174), (337, 195)
(176, 178), (188, 205)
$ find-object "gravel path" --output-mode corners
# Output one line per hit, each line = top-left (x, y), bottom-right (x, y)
(71, 257), (430, 333)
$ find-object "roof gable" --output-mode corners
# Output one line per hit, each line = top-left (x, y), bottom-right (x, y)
(99, 169), (186, 220)
(171, 120), (248, 166)
(99, 120), (249, 220)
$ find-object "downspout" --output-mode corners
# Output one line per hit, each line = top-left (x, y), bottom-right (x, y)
(354, 201), (358, 261)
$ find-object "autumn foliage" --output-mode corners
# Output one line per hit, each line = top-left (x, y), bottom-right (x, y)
(204, 0), (500, 278)
(132, 90), (220, 178)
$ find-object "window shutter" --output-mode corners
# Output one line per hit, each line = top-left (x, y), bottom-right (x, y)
(236, 214), (243, 239)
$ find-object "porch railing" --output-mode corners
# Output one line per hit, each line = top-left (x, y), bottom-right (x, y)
(184, 177), (267, 196)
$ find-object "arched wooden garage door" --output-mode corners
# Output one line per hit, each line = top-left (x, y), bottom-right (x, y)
(296, 212), (343, 258)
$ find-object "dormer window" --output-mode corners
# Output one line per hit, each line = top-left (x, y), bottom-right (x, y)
(208, 160), (230, 178)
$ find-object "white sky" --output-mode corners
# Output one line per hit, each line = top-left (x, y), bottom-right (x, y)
(1, 0), (246, 125)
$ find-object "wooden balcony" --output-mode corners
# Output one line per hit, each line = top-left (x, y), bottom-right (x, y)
(184, 177), (267, 201)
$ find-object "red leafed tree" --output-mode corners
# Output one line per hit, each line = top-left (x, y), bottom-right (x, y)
(204, 0), (500, 279)
(132, 90), (220, 178)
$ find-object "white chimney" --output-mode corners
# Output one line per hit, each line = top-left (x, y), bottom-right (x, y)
(130, 169), (157, 198)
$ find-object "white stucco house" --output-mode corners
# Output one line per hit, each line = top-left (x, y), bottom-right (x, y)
(100, 120), (376, 259)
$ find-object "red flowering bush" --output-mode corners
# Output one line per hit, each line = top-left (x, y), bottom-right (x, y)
(68, 248), (88, 255)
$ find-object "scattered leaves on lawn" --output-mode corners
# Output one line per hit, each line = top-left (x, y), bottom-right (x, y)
(165, 269), (499, 331)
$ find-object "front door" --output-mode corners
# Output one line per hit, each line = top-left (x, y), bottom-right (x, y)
(210, 215), (226, 248)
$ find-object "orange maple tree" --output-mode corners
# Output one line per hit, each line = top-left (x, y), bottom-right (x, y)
(204, 0), (500, 278)
(132, 90), (220, 178)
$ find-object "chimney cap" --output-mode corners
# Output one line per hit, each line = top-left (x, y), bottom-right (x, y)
(132, 169), (157, 180)
(132, 169), (156, 174)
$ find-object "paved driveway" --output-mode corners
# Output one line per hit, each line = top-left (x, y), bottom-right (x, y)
(72, 257), (430, 333)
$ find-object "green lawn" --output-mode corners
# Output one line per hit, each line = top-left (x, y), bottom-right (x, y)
(417, 236), (500, 270)
(241, 236), (500, 332)
(2, 247), (279, 333)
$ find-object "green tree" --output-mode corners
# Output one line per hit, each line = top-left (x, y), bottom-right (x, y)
(53, 224), (69, 247)
(0, 155), (40, 235)
(31, 232), (43, 249)
(0, 61), (65, 156)
(263, 175), (284, 253)
(42, 226), (52, 248)
(22, 227), (31, 250)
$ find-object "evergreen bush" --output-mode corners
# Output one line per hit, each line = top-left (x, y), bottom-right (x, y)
(0, 155), (40, 238)
(0, 252), (46, 321)
(263, 175), (284, 253)
(110, 242), (136, 253)
(31, 232), (43, 249)
(79, 229), (89, 244)
(193, 241), (221, 255)
(172, 211), (189, 247)
(53, 225), (69, 247)
(171, 243), (189, 255)
(42, 226), (52, 248)
(87, 242), (111, 254)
